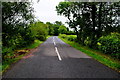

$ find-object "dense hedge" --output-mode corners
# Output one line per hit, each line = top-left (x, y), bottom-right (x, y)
(60, 33), (120, 59)
(97, 33), (120, 59)
(36, 35), (46, 41)
(59, 34), (77, 41)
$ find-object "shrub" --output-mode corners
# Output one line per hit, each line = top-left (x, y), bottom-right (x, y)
(2, 47), (14, 60)
(29, 22), (48, 41)
(67, 35), (76, 41)
(84, 37), (91, 46)
(59, 34), (77, 41)
(36, 35), (46, 41)
(97, 33), (120, 59)
(59, 34), (67, 38)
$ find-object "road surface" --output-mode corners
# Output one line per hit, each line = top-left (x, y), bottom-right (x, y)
(2, 36), (120, 78)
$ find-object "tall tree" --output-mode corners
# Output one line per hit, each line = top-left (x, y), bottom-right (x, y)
(56, 2), (120, 47)
(2, 2), (34, 47)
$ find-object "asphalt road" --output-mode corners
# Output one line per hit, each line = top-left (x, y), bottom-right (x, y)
(2, 36), (120, 78)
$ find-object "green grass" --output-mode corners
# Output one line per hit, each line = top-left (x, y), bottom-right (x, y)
(2, 36), (52, 73)
(2, 54), (25, 73)
(46, 35), (52, 39)
(2, 39), (44, 73)
(59, 36), (120, 72)
(21, 35), (51, 49)
(21, 40), (43, 49)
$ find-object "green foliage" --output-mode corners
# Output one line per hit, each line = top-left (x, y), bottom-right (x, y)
(84, 37), (92, 46)
(58, 25), (67, 34)
(46, 22), (54, 35)
(46, 21), (68, 36)
(97, 33), (120, 59)
(56, 2), (120, 47)
(53, 21), (63, 36)
(59, 34), (77, 41)
(2, 39), (44, 72)
(22, 40), (43, 49)
(67, 35), (76, 41)
(36, 35), (46, 41)
(2, 47), (14, 59)
(2, 2), (49, 66)
(53, 24), (59, 36)
(2, 2), (34, 47)
(29, 22), (48, 41)
(66, 31), (76, 35)
(59, 34), (67, 38)
(59, 35), (120, 72)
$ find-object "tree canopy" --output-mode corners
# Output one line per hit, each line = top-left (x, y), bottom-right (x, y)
(56, 2), (120, 47)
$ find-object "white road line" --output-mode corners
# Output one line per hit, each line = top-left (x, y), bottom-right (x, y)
(53, 37), (54, 42)
(53, 37), (56, 45)
(54, 42), (56, 45)
(53, 37), (61, 61)
(55, 47), (62, 61)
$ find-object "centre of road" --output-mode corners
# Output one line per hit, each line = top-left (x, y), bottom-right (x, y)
(55, 47), (62, 61)
(53, 37), (62, 61)
(53, 41), (56, 45)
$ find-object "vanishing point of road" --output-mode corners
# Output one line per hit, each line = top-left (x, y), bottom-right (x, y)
(3, 36), (120, 78)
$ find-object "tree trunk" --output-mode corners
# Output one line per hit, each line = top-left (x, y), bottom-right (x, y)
(90, 3), (97, 47)
(97, 3), (102, 38)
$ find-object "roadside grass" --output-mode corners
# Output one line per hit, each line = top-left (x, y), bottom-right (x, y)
(2, 39), (44, 73)
(2, 53), (26, 73)
(59, 36), (120, 72)
(2, 36), (52, 73)
(47, 35), (52, 39)
(21, 40), (43, 49)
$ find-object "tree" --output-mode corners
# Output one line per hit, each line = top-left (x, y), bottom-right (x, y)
(46, 21), (68, 35)
(46, 22), (54, 35)
(58, 25), (67, 34)
(2, 2), (34, 47)
(56, 2), (120, 47)
(29, 21), (48, 41)
(53, 21), (63, 36)
(56, 2), (79, 39)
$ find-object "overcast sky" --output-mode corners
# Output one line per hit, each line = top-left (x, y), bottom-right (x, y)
(32, 0), (68, 25)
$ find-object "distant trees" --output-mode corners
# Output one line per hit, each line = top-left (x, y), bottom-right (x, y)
(46, 22), (54, 35)
(56, 2), (120, 48)
(58, 25), (67, 34)
(46, 21), (71, 36)
(53, 21), (61, 36)
(29, 21), (48, 41)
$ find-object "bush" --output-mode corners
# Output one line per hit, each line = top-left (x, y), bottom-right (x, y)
(84, 37), (91, 46)
(67, 35), (76, 41)
(2, 47), (14, 60)
(36, 35), (46, 41)
(59, 34), (77, 41)
(97, 33), (120, 59)
(59, 34), (67, 38)
(29, 22), (48, 41)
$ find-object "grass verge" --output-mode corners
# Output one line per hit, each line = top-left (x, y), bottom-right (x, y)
(46, 35), (52, 39)
(2, 36), (52, 73)
(59, 36), (120, 73)
(2, 39), (44, 73)
(21, 40), (43, 49)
